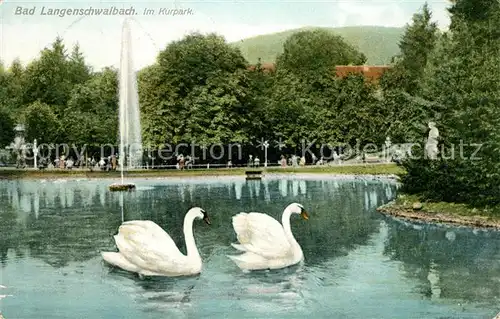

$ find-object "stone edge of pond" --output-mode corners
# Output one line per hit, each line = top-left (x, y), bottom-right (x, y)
(0, 170), (244, 180)
(377, 201), (500, 230)
(264, 173), (400, 181)
(0, 170), (402, 181)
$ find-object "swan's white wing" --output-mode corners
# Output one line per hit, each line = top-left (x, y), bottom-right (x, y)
(101, 252), (140, 273)
(232, 212), (292, 259)
(115, 222), (186, 272)
(120, 220), (178, 250)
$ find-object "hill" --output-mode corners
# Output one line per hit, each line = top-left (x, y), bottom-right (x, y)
(231, 26), (404, 65)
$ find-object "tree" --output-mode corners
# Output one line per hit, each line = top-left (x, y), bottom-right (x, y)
(400, 0), (500, 207)
(0, 107), (15, 148)
(276, 29), (366, 78)
(138, 64), (179, 148)
(378, 90), (442, 143)
(67, 43), (92, 86)
(156, 33), (247, 98)
(21, 38), (92, 115)
(332, 75), (387, 147)
(178, 70), (255, 145)
(6, 59), (26, 118)
(0, 59), (25, 119)
(245, 59), (276, 141)
(22, 37), (71, 112)
(22, 101), (61, 144)
(376, 3), (442, 159)
(448, 0), (499, 24)
(0, 62), (8, 109)
(382, 3), (439, 94)
(264, 30), (370, 151)
(265, 70), (318, 149)
(140, 33), (255, 150)
(64, 67), (119, 146)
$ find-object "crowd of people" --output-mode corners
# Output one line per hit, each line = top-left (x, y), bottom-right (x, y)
(37, 155), (118, 171)
(22, 151), (349, 170)
(243, 153), (334, 168)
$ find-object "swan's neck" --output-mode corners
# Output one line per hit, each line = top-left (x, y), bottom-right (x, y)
(282, 208), (300, 249)
(183, 213), (200, 260)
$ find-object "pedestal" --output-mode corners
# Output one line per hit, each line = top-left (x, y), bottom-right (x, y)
(109, 183), (136, 192)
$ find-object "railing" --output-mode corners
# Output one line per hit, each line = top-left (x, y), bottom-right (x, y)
(0, 157), (397, 170)
(142, 163), (281, 169)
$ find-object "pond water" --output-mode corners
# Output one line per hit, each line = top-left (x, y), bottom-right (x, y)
(0, 176), (498, 319)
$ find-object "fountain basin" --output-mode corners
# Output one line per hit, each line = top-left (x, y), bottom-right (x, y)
(108, 183), (136, 192)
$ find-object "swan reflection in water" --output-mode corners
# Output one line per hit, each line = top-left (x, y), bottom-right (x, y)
(0, 285), (12, 301)
(106, 264), (308, 317)
(227, 263), (309, 315)
(105, 269), (199, 317)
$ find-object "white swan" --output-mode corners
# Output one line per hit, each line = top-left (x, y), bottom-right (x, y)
(228, 203), (309, 271)
(101, 207), (211, 277)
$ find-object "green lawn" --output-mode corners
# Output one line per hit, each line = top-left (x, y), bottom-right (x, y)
(264, 164), (403, 175)
(378, 194), (500, 227)
(0, 164), (403, 179)
(391, 194), (500, 220)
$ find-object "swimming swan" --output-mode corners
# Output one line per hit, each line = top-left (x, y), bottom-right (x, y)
(228, 203), (309, 271)
(101, 207), (211, 277)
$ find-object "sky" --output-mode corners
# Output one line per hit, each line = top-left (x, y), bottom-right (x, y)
(0, 0), (452, 71)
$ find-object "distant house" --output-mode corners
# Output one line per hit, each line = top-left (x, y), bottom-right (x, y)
(246, 63), (392, 82)
(334, 65), (392, 83)
(247, 62), (276, 73)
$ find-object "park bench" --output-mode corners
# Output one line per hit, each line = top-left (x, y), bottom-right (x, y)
(245, 170), (262, 180)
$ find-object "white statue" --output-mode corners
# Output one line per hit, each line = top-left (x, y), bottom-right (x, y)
(9, 128), (27, 169)
(425, 122), (439, 159)
(385, 136), (392, 162)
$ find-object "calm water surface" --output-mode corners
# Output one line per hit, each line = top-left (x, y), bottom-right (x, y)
(0, 176), (498, 319)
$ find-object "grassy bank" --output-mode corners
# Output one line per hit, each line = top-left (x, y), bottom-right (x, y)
(377, 194), (500, 229)
(0, 163), (403, 179)
(265, 164), (403, 175)
(0, 168), (245, 179)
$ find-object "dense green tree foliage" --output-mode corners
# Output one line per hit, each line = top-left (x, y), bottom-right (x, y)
(22, 101), (61, 144)
(267, 29), (379, 153)
(0, 38), (118, 154)
(0, 59), (24, 120)
(0, 107), (15, 148)
(400, 0), (500, 208)
(139, 33), (258, 149)
(22, 37), (73, 111)
(383, 3), (439, 94)
(0, 30), (386, 160)
(276, 29), (366, 78)
(64, 67), (119, 146)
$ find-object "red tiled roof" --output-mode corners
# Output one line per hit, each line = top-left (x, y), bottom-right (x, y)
(246, 63), (392, 82)
(335, 65), (392, 82)
(247, 62), (276, 72)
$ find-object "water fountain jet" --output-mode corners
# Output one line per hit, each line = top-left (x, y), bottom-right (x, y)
(109, 18), (142, 192)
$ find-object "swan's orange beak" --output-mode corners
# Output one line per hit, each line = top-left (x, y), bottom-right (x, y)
(300, 211), (309, 220)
